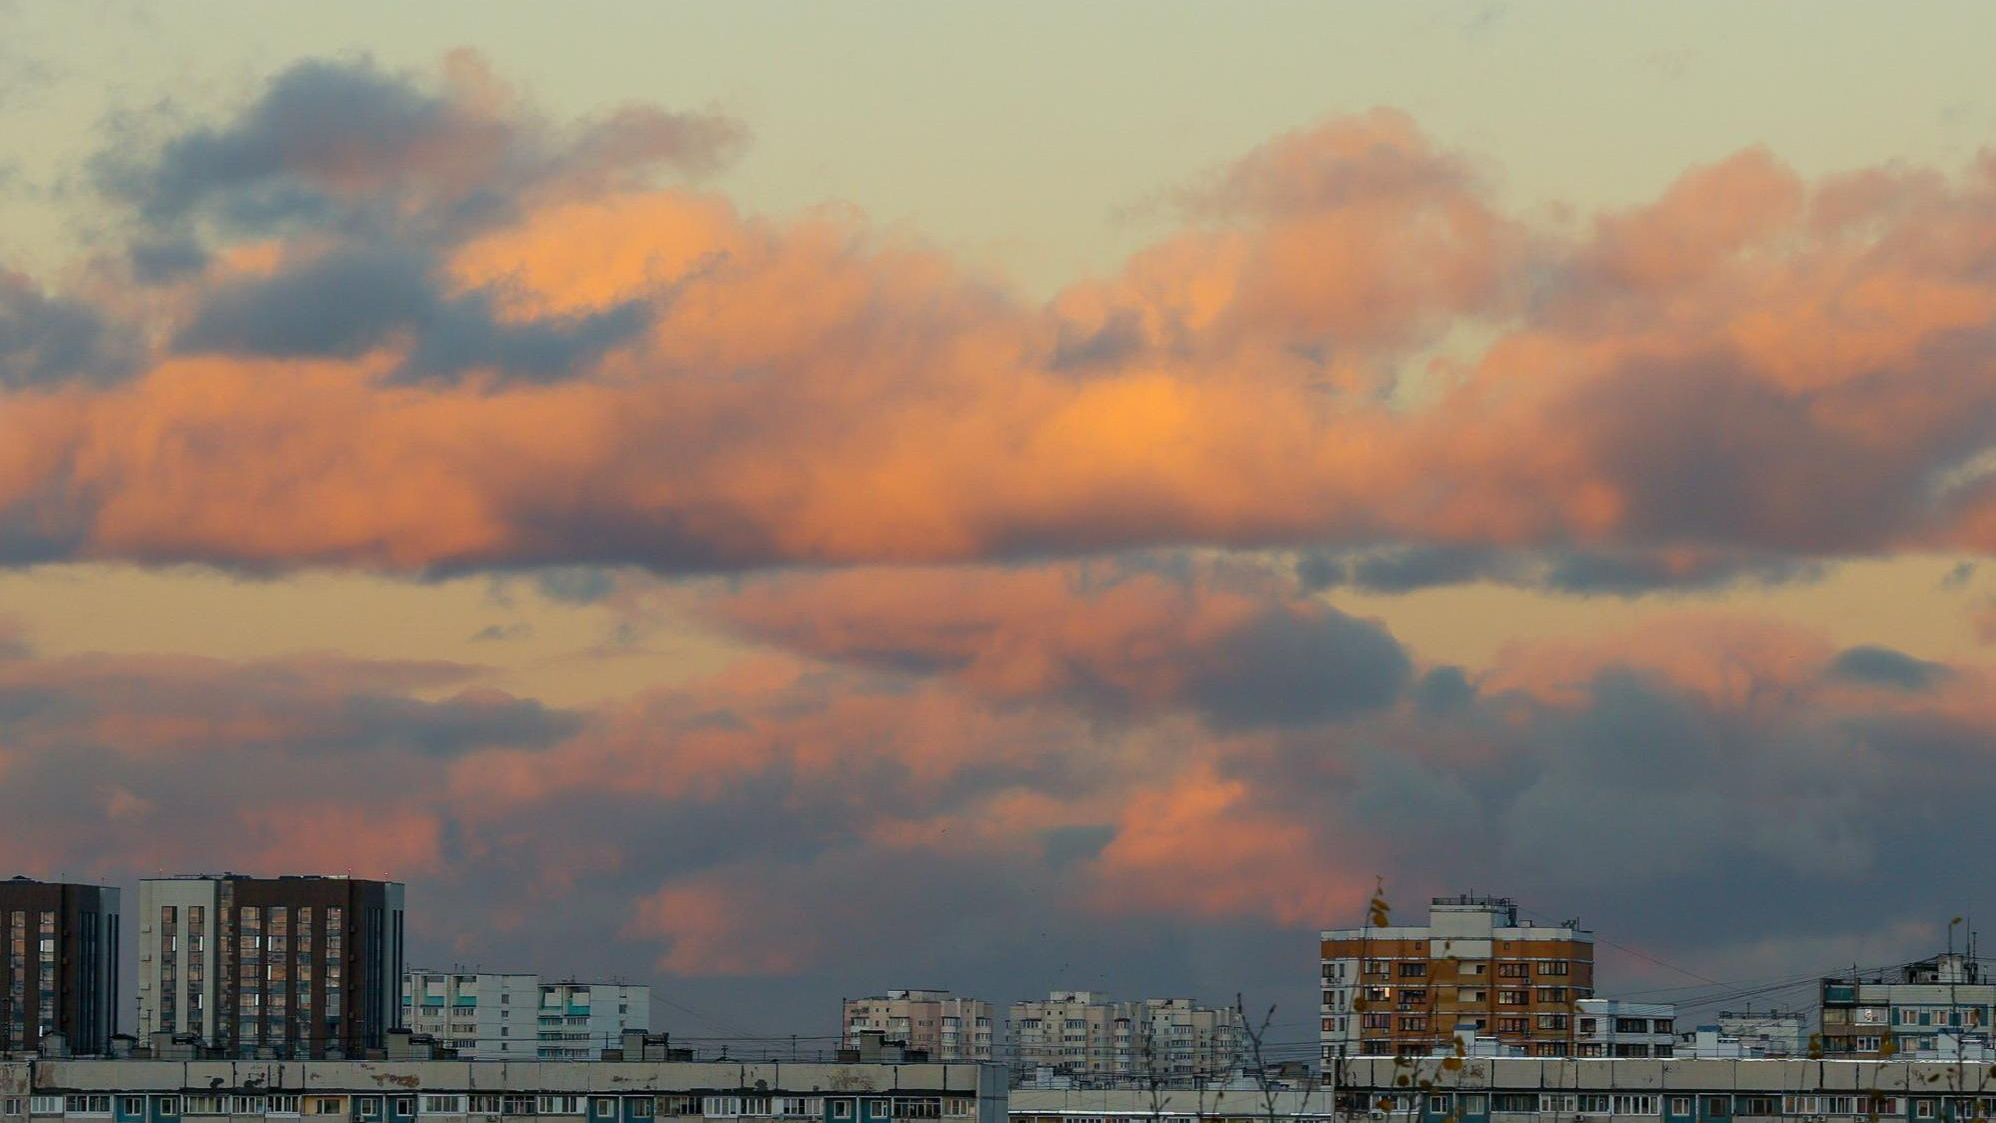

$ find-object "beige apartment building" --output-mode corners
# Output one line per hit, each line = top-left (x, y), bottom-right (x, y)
(1009, 991), (1242, 1083)
(841, 989), (997, 1061)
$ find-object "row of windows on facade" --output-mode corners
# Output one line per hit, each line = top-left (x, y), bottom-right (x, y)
(1352, 1093), (1996, 1119)
(1322, 960), (1578, 981)
(0, 1097), (978, 1120)
(1323, 986), (1589, 1010)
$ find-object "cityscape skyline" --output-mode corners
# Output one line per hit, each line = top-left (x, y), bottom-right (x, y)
(3, 0), (1996, 1048)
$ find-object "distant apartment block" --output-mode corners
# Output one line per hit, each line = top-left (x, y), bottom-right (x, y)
(135, 874), (404, 1059)
(842, 990), (996, 1061)
(1820, 953), (1993, 1056)
(1009, 991), (1242, 1083)
(401, 970), (539, 1059)
(1320, 894), (1595, 1064)
(0, 878), (121, 1054)
(1713, 1009), (1805, 1056)
(536, 980), (650, 1060)
(1680, 1009), (1807, 1058)
(1574, 998), (1675, 1057)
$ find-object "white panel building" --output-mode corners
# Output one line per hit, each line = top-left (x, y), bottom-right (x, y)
(400, 971), (539, 1059)
(536, 981), (651, 1060)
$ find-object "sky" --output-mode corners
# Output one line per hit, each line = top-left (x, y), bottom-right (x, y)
(4, 0), (1996, 1048)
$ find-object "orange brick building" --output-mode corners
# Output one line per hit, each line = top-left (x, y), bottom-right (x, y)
(1320, 895), (1594, 1064)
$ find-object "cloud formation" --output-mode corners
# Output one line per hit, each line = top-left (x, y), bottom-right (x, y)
(0, 57), (1991, 580)
(2, 566), (1993, 1027)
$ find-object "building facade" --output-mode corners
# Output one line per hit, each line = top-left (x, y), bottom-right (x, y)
(1574, 1000), (1675, 1058)
(1008, 992), (1241, 1084)
(1321, 895), (1595, 1062)
(843, 991), (997, 1061)
(402, 972), (539, 1060)
(135, 876), (405, 1059)
(1820, 954), (1994, 1057)
(535, 983), (650, 1061)
(1016, 1056), (1996, 1123)
(0, 880), (121, 1055)
(0, 1058), (1006, 1123)
(1708, 1011), (1805, 1058)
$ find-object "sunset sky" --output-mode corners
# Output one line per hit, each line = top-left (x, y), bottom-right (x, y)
(4, 0), (1996, 1041)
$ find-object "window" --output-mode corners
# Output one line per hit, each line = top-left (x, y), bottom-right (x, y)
(1703, 1098), (1730, 1118)
(1399, 963), (1428, 978)
(355, 1101), (382, 1121)
(1914, 1103), (1935, 1120)
(394, 1104), (414, 1121)
(1461, 1097), (1487, 1116)
(501, 1099), (535, 1117)
(181, 1101), (221, 1118)
(1428, 1097), (1451, 1115)
(66, 1098), (112, 1116)
(469, 1099), (501, 1116)
(537, 1100), (580, 1118)
(1537, 1014), (1568, 1030)
(1578, 1097), (1610, 1116)
(421, 1099), (467, 1117)
(1539, 960), (1569, 976)
(1498, 990), (1529, 1005)
(120, 1101), (145, 1118)
(1398, 1015), (1427, 1032)
(1497, 1017), (1528, 1033)
(3, 1102), (21, 1118)
(314, 1104), (343, 1116)
(592, 1104), (615, 1121)
(1493, 1095), (1536, 1113)
(31, 1099), (63, 1117)
(831, 1105), (852, 1121)
(627, 1103), (653, 1120)
(1362, 1013), (1391, 1029)
(1612, 1098), (1655, 1117)
(1540, 1099), (1577, 1116)
(1616, 1017), (1649, 1033)
(865, 1105), (887, 1121)
(270, 1099), (302, 1116)
(1497, 963), (1529, 978)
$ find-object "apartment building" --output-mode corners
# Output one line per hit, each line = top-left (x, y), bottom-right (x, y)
(1820, 953), (1994, 1056)
(536, 982), (650, 1061)
(1712, 1010), (1805, 1057)
(1574, 999), (1675, 1057)
(1013, 1056), (1996, 1123)
(1133, 999), (1242, 1082)
(1320, 895), (1594, 1063)
(401, 972), (538, 1059)
(0, 879), (121, 1055)
(1008, 992), (1241, 1083)
(135, 875), (404, 1059)
(3, 1057), (1009, 1123)
(842, 991), (996, 1061)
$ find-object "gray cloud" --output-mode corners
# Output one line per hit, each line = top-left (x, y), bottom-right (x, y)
(0, 270), (135, 387)
(96, 55), (745, 240)
(173, 244), (654, 382)
(1827, 645), (1952, 691)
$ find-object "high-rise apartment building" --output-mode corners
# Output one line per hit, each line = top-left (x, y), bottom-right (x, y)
(402, 970), (539, 1059)
(1820, 953), (1993, 1056)
(136, 875), (404, 1059)
(535, 981), (650, 1060)
(1320, 895), (1594, 1066)
(842, 990), (997, 1061)
(0, 879), (120, 1055)
(1009, 991), (1242, 1083)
